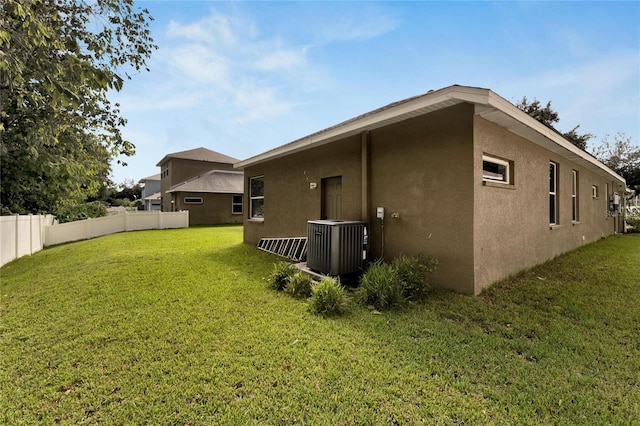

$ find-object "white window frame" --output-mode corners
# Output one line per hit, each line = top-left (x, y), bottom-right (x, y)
(249, 176), (264, 219)
(482, 155), (510, 184)
(232, 194), (243, 215)
(572, 170), (579, 222)
(592, 185), (598, 199)
(549, 161), (558, 225)
(184, 197), (203, 204)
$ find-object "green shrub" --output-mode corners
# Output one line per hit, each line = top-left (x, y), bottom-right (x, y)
(392, 253), (438, 301)
(285, 272), (313, 299)
(308, 277), (349, 316)
(268, 261), (296, 291)
(625, 216), (640, 232)
(356, 261), (404, 311)
(53, 200), (108, 223)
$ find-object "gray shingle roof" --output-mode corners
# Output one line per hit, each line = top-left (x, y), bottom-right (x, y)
(156, 147), (240, 167)
(139, 173), (161, 182)
(167, 170), (243, 194)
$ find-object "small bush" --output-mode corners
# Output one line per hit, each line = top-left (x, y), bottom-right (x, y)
(356, 261), (404, 311)
(54, 200), (108, 223)
(268, 261), (296, 291)
(393, 253), (438, 301)
(308, 277), (349, 316)
(285, 272), (313, 299)
(625, 216), (640, 233)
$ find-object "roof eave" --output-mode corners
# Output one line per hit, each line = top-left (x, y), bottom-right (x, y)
(234, 85), (625, 187)
(480, 93), (625, 185)
(235, 85), (488, 169)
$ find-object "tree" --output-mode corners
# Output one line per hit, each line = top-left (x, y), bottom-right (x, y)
(592, 133), (640, 191)
(515, 97), (559, 128)
(515, 96), (593, 150)
(0, 0), (156, 214)
(113, 179), (142, 204)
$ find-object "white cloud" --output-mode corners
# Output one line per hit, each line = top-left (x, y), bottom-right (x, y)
(500, 51), (639, 142)
(316, 11), (398, 43)
(115, 91), (203, 112)
(168, 43), (231, 88)
(254, 47), (307, 72)
(167, 15), (235, 46)
(153, 10), (330, 127)
(232, 84), (295, 124)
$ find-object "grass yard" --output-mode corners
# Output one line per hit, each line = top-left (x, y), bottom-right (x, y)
(1, 225), (639, 424)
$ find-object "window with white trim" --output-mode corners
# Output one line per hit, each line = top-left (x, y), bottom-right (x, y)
(592, 185), (598, 199)
(549, 161), (558, 225)
(249, 176), (264, 219)
(184, 197), (203, 204)
(232, 195), (243, 214)
(572, 170), (579, 222)
(482, 155), (511, 184)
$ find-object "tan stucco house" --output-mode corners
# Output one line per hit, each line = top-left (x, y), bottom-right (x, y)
(235, 85), (626, 295)
(156, 147), (243, 226)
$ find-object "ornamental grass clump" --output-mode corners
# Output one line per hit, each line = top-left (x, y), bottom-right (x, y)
(357, 253), (438, 310)
(308, 277), (349, 316)
(356, 261), (404, 311)
(285, 272), (314, 299)
(392, 253), (438, 301)
(268, 261), (296, 291)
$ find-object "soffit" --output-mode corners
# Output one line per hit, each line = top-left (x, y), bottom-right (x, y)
(475, 99), (624, 185)
(235, 85), (625, 187)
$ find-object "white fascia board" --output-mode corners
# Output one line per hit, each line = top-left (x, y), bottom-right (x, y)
(235, 85), (482, 169)
(482, 92), (625, 185)
(235, 84), (625, 187)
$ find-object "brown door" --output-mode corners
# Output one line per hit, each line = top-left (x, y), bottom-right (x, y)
(321, 176), (342, 220)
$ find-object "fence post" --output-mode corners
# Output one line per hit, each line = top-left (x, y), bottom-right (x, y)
(13, 214), (19, 259)
(85, 217), (91, 240)
(28, 214), (33, 255)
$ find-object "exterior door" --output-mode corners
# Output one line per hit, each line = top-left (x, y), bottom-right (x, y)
(321, 176), (342, 220)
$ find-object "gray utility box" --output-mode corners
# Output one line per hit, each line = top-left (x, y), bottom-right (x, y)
(307, 220), (366, 276)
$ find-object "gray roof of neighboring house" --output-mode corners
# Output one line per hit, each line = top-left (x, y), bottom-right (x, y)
(234, 84), (624, 185)
(167, 170), (244, 194)
(156, 147), (240, 167)
(143, 191), (161, 201)
(139, 173), (161, 183)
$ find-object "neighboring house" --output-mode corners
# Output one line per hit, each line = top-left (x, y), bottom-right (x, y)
(235, 85), (626, 295)
(167, 170), (244, 225)
(139, 173), (161, 211)
(156, 147), (243, 225)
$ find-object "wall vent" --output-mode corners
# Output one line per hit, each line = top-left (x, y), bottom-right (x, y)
(307, 220), (366, 275)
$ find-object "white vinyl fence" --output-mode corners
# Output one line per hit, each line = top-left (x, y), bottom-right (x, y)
(1, 211), (189, 267)
(1, 214), (54, 268)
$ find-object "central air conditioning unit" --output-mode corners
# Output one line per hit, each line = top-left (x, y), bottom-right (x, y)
(307, 220), (366, 275)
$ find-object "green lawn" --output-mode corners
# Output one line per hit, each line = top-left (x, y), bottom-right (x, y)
(1, 226), (638, 424)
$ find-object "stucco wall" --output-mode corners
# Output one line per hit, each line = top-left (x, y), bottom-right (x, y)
(241, 102), (624, 295)
(243, 135), (363, 244)
(244, 103), (477, 293)
(472, 116), (620, 294)
(175, 192), (243, 226)
(367, 103), (476, 293)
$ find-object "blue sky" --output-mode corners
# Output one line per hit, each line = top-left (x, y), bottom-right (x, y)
(110, 1), (640, 185)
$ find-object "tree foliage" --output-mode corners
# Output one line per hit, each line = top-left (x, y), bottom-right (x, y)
(515, 96), (593, 150)
(592, 133), (640, 191)
(0, 0), (156, 214)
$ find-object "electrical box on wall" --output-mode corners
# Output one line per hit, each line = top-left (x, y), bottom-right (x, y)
(376, 207), (385, 219)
